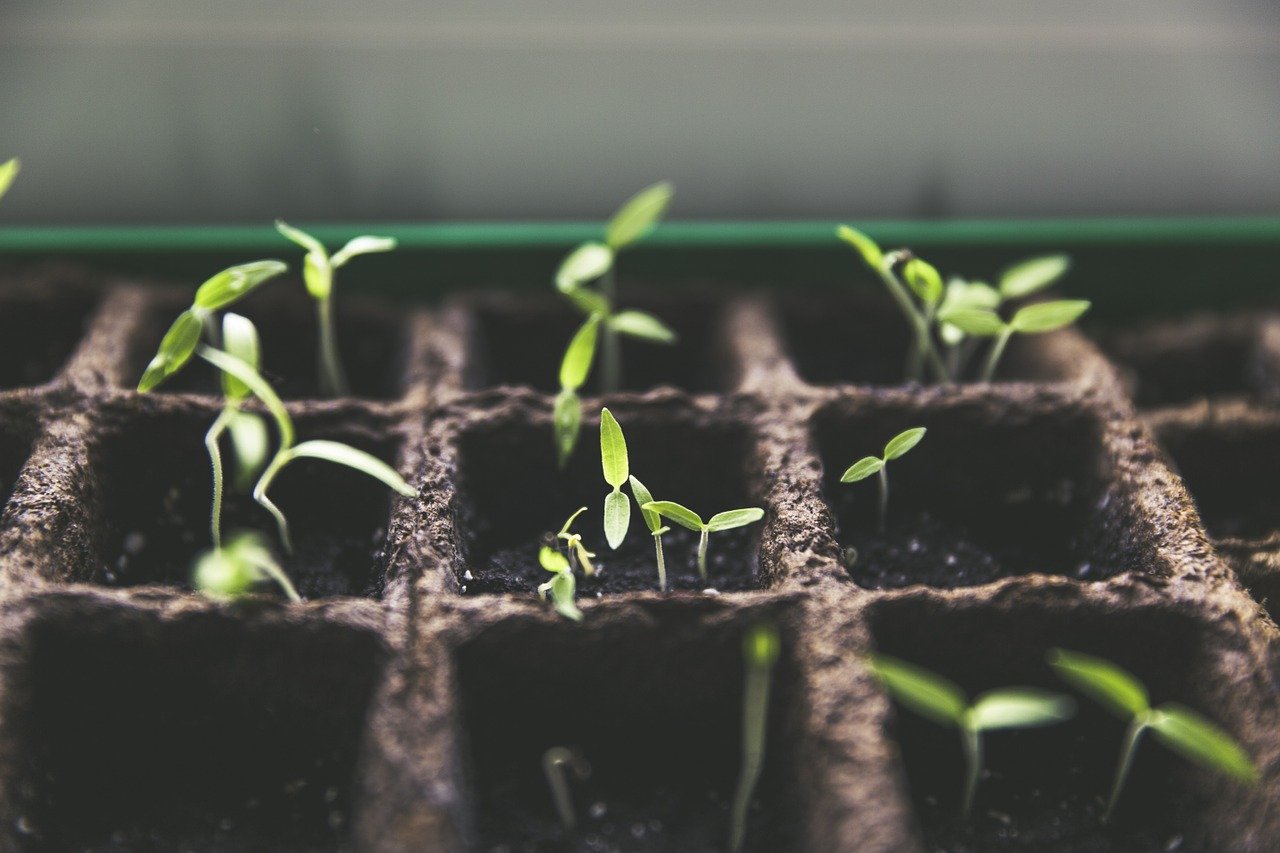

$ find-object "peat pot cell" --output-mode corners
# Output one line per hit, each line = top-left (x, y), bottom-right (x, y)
(814, 400), (1133, 589)
(0, 414), (34, 516)
(462, 295), (728, 393)
(0, 288), (98, 389)
(779, 291), (1077, 388)
(128, 289), (406, 400)
(457, 611), (802, 852)
(869, 597), (1247, 851)
(454, 415), (762, 595)
(89, 409), (401, 598)
(3, 605), (384, 851)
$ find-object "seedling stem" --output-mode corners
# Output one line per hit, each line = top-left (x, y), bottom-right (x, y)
(841, 427), (926, 534)
(642, 501), (765, 582)
(730, 622), (781, 852)
(542, 746), (590, 831)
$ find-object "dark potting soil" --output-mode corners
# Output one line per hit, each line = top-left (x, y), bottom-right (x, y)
(1155, 424), (1280, 542)
(463, 525), (758, 597)
(0, 291), (98, 389)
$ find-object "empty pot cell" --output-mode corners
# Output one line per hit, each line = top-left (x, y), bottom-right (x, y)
(88, 406), (403, 598)
(2, 602), (384, 850)
(456, 606), (802, 851)
(0, 287), (98, 389)
(127, 289), (405, 400)
(462, 294), (728, 393)
(868, 595), (1252, 851)
(778, 290), (1077, 387)
(1102, 314), (1271, 408)
(813, 399), (1133, 589)
(454, 411), (762, 595)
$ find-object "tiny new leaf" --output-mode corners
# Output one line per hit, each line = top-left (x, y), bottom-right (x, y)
(599, 408), (629, 488)
(138, 309), (203, 392)
(560, 315), (601, 391)
(556, 242), (614, 293)
(1047, 649), (1150, 719)
(840, 456), (884, 483)
(629, 475), (662, 533)
(904, 258), (943, 305)
(1000, 254), (1071, 300)
(967, 689), (1076, 731)
(193, 260), (288, 311)
(1148, 705), (1257, 783)
(331, 235), (397, 267)
(706, 508), (765, 532)
(884, 427), (926, 460)
(867, 654), (966, 727)
(939, 307), (1006, 338)
(609, 310), (677, 343)
(1009, 300), (1091, 334)
(604, 490), (630, 549)
(643, 500), (704, 532)
(836, 224), (883, 269)
(605, 181), (673, 250)
(0, 157), (18, 200)
(286, 440), (416, 497)
(554, 389), (582, 467)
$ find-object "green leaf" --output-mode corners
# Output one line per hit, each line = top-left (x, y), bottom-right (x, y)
(286, 440), (415, 497)
(1047, 648), (1149, 719)
(196, 345), (295, 449)
(554, 388), (582, 467)
(549, 570), (583, 621)
(942, 279), (1001, 312)
(836, 224), (883, 268)
(275, 220), (326, 257)
(840, 456), (884, 483)
(604, 489), (631, 549)
(599, 408), (629, 488)
(629, 475), (662, 533)
(138, 309), (204, 392)
(904, 258), (943, 305)
(1010, 300), (1091, 334)
(605, 182), (673, 249)
(193, 260), (289, 310)
(565, 287), (610, 317)
(557, 506), (589, 538)
(706, 507), (765, 532)
(220, 313), (261, 401)
(226, 411), (270, 489)
(642, 500), (704, 532)
(331, 235), (396, 268)
(556, 242), (614, 292)
(609, 311), (677, 344)
(867, 654), (966, 727)
(1000, 254), (1071, 300)
(540, 545), (571, 574)
(883, 427), (926, 461)
(744, 622), (781, 668)
(939, 307), (1006, 337)
(1149, 704), (1256, 783)
(560, 315), (601, 391)
(301, 251), (333, 300)
(193, 543), (257, 599)
(0, 157), (19, 201)
(968, 689), (1076, 731)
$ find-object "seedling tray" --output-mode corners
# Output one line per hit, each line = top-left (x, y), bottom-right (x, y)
(0, 218), (1279, 851)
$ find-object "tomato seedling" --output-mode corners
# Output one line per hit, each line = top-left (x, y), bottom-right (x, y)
(641, 501), (764, 582)
(840, 427), (926, 534)
(730, 622), (782, 852)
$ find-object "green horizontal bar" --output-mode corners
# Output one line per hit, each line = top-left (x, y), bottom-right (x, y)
(2, 216), (1279, 253)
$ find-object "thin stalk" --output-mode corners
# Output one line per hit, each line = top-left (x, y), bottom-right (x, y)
(945, 342), (962, 381)
(877, 466), (889, 534)
(204, 408), (234, 548)
(542, 747), (589, 831)
(730, 647), (775, 852)
(253, 453), (294, 554)
(654, 532), (667, 591)
(874, 263), (951, 384)
(961, 724), (983, 817)
(600, 268), (621, 393)
(1104, 717), (1148, 822)
(317, 297), (349, 397)
(981, 328), (1014, 383)
(920, 301), (941, 382)
(250, 553), (302, 602)
(697, 527), (710, 581)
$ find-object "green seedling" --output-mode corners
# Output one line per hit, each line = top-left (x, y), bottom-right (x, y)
(599, 408), (631, 549)
(554, 314), (601, 467)
(868, 654), (1075, 816)
(628, 475), (671, 591)
(196, 345), (415, 554)
(1048, 648), (1256, 820)
(730, 622), (781, 853)
(940, 298), (1091, 382)
(840, 427), (926, 534)
(641, 501), (764, 582)
(555, 507), (597, 577)
(276, 221), (396, 397)
(193, 530), (300, 602)
(538, 546), (583, 622)
(542, 746), (591, 830)
(0, 157), (19, 202)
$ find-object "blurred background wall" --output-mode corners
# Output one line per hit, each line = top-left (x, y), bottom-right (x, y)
(1, 1), (1277, 224)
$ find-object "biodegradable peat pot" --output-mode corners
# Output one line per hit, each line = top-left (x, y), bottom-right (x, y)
(0, 272), (1277, 852)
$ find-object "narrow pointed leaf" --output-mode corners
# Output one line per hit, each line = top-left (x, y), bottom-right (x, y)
(968, 689), (1076, 731)
(554, 388), (582, 467)
(942, 279), (1001, 313)
(629, 475), (661, 533)
(196, 345), (294, 448)
(331, 235), (396, 268)
(556, 242), (613, 292)
(285, 440), (415, 496)
(599, 408), (629, 488)
(275, 220), (326, 256)
(904, 258), (943, 305)
(1047, 648), (1149, 719)
(226, 411), (270, 489)
(706, 507), (765, 532)
(558, 506), (589, 538)
(609, 310), (677, 344)
(938, 307), (1005, 337)
(836, 224), (883, 268)
(642, 500), (703, 532)
(220, 313), (261, 400)
(867, 655), (966, 727)
(550, 570), (583, 621)
(560, 315), (601, 391)
(1000, 254), (1071, 300)
(883, 427), (926, 460)
(138, 309), (203, 391)
(605, 182), (672, 249)
(604, 489), (631, 549)
(840, 456), (884, 483)
(0, 157), (18, 200)
(1149, 705), (1256, 783)
(1010, 300), (1091, 334)
(194, 260), (288, 310)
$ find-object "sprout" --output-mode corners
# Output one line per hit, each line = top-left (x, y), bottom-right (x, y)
(538, 546), (583, 622)
(599, 408), (631, 549)
(641, 501), (764, 582)
(840, 427), (926, 534)
(193, 530), (300, 602)
(940, 299), (1091, 382)
(554, 315), (601, 467)
(628, 475), (671, 591)
(542, 746), (591, 830)
(730, 622), (781, 853)
(276, 221), (397, 397)
(0, 157), (19, 201)
(555, 507), (597, 577)
(869, 653), (1075, 817)
(1048, 648), (1256, 820)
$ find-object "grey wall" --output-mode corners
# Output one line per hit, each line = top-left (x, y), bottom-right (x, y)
(1, 1), (1278, 223)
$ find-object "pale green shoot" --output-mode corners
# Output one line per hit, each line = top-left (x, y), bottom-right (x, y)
(940, 299), (1091, 382)
(0, 158), (19, 201)
(599, 408), (632, 549)
(542, 746), (591, 829)
(556, 507), (597, 577)
(999, 255), (1071, 301)
(193, 530), (300, 602)
(538, 546), (583, 622)
(276, 220), (396, 397)
(641, 501), (764, 582)
(730, 622), (781, 853)
(840, 427), (926, 534)
(1048, 648), (1256, 821)
(554, 314), (601, 467)
(869, 654), (1075, 816)
(628, 475), (671, 591)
